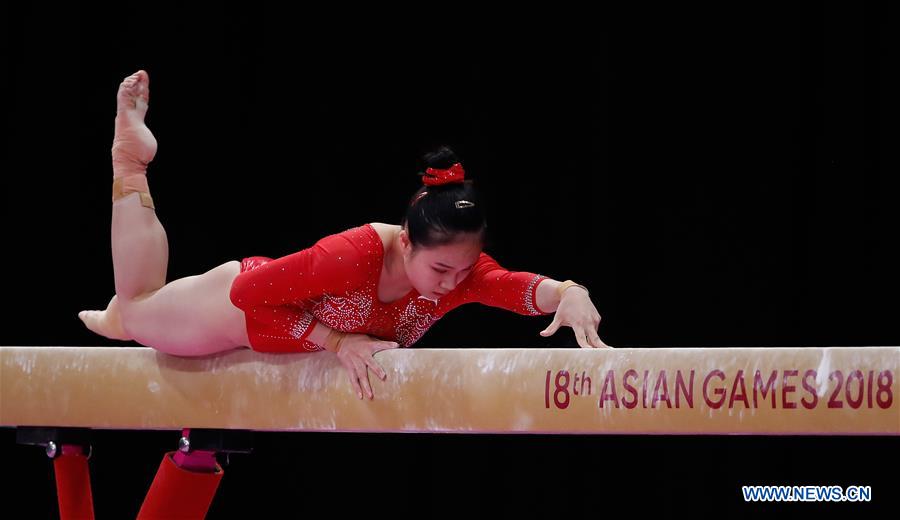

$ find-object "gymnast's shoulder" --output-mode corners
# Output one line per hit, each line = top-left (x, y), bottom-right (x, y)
(367, 222), (398, 254)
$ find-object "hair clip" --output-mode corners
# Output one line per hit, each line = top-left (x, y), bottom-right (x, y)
(454, 200), (475, 209)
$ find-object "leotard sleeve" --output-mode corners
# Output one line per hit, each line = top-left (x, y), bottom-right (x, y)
(242, 304), (325, 353)
(456, 252), (554, 316)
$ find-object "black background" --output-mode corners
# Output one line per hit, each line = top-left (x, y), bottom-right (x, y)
(2, 2), (897, 517)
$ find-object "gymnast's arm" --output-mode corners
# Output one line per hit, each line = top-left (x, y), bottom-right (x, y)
(463, 260), (606, 347)
(252, 313), (367, 353)
(306, 320), (337, 351)
(458, 252), (559, 316)
(534, 278), (565, 313)
(302, 316), (396, 356)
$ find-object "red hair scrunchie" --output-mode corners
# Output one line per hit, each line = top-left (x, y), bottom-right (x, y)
(421, 162), (465, 186)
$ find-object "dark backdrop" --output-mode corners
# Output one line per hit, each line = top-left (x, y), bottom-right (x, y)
(2, 2), (896, 517)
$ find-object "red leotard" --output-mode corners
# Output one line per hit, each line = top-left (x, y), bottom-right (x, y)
(230, 223), (552, 353)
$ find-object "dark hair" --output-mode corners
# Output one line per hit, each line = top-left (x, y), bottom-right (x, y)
(400, 146), (489, 250)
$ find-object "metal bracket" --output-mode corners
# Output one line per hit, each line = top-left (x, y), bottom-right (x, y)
(178, 428), (254, 467)
(16, 427), (93, 460)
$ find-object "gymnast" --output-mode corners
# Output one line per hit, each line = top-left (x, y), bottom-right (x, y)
(78, 70), (612, 401)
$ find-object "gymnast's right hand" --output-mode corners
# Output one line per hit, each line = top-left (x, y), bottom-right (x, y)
(335, 334), (400, 400)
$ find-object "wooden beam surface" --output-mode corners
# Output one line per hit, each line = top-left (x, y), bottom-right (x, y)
(2, 346), (897, 435)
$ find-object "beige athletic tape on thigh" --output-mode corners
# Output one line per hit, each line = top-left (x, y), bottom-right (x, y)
(112, 175), (155, 209)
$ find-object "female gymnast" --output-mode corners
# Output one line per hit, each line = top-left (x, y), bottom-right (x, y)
(79, 70), (611, 401)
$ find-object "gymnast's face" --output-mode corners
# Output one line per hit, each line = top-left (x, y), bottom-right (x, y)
(398, 227), (482, 299)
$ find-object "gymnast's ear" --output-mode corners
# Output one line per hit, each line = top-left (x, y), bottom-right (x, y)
(398, 226), (413, 254)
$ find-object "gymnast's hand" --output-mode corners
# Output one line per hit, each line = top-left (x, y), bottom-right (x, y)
(539, 287), (612, 349)
(336, 334), (400, 400)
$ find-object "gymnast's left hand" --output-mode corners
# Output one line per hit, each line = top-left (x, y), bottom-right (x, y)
(539, 287), (612, 348)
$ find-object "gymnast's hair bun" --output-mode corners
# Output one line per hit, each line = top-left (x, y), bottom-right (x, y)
(403, 145), (487, 249)
(421, 146), (462, 180)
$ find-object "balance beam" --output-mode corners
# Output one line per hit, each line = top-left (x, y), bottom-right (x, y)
(1, 346), (897, 435)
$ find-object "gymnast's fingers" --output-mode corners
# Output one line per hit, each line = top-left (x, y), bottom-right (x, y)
(366, 356), (387, 381)
(354, 358), (374, 400)
(573, 325), (592, 349)
(374, 341), (401, 354)
(589, 329), (611, 349)
(344, 363), (364, 400)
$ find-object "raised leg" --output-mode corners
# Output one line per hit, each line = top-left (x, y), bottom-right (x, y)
(79, 71), (249, 355)
(109, 70), (165, 300)
(79, 70), (163, 340)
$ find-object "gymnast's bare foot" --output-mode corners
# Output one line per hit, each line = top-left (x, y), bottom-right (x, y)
(112, 70), (157, 178)
(78, 295), (133, 341)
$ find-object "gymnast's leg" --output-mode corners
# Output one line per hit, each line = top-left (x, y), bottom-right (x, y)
(78, 70), (248, 356)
